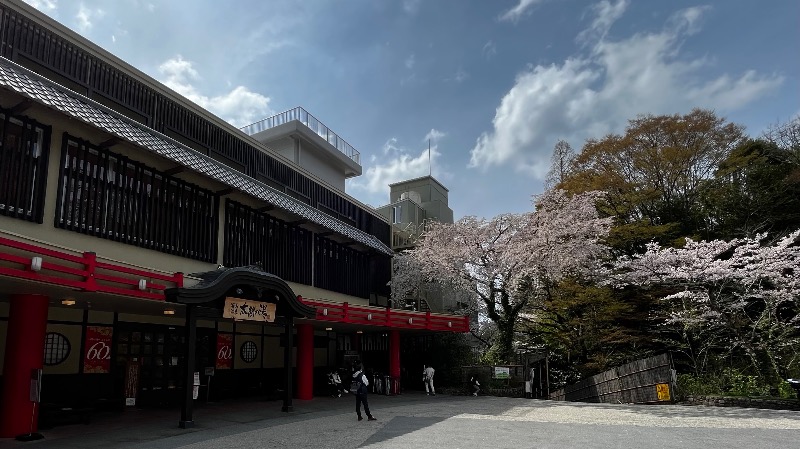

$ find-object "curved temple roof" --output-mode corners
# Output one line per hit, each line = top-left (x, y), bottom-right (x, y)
(0, 57), (393, 256)
(165, 266), (316, 319)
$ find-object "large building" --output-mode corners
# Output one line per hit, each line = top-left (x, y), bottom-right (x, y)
(0, 0), (468, 437)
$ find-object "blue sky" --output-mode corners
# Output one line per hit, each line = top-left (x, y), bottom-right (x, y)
(23, 0), (799, 220)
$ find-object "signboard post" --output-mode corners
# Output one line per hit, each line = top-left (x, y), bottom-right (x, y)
(124, 359), (140, 407)
(494, 367), (510, 379)
(192, 372), (200, 400)
(656, 383), (671, 401)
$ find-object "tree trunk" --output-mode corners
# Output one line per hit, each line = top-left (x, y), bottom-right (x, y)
(490, 318), (516, 364)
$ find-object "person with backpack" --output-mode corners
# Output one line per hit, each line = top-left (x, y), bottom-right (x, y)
(351, 363), (377, 421)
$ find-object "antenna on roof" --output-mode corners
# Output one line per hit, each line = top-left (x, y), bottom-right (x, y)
(428, 139), (431, 177)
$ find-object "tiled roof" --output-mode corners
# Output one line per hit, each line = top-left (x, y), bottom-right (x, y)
(0, 57), (393, 255)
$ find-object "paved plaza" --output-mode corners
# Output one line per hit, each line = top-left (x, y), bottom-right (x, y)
(0, 393), (798, 449)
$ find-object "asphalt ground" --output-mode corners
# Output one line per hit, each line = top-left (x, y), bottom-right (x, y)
(1, 392), (798, 448)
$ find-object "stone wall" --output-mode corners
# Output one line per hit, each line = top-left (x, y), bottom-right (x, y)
(682, 395), (800, 411)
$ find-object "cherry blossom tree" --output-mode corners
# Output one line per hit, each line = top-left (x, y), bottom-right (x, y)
(611, 231), (800, 381)
(392, 190), (612, 363)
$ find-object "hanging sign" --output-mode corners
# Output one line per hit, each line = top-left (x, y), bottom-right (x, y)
(216, 333), (233, 370)
(83, 326), (113, 373)
(223, 297), (276, 323)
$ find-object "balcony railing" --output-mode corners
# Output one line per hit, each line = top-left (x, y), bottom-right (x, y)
(240, 107), (360, 165)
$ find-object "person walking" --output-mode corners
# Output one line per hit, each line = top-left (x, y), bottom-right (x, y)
(423, 364), (436, 396)
(351, 363), (377, 421)
(470, 375), (481, 396)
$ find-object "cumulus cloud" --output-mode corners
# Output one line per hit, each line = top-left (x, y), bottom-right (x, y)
(348, 130), (451, 201)
(76, 4), (104, 33)
(469, 1), (783, 178)
(498, 0), (547, 23)
(23, 0), (57, 11)
(158, 55), (272, 127)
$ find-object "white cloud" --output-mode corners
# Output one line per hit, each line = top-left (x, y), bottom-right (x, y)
(403, 0), (421, 15)
(424, 128), (446, 143)
(576, 0), (628, 45)
(482, 40), (497, 59)
(405, 54), (416, 70)
(158, 55), (272, 127)
(76, 4), (104, 33)
(470, 4), (783, 178)
(349, 131), (451, 200)
(454, 68), (469, 83)
(498, 0), (547, 23)
(22, 0), (57, 11)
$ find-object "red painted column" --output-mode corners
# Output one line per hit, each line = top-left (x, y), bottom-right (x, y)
(295, 323), (314, 400)
(0, 294), (49, 438)
(389, 330), (400, 394)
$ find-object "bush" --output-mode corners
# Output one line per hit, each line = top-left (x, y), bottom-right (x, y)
(676, 374), (723, 399)
(777, 381), (797, 399)
(676, 369), (787, 400)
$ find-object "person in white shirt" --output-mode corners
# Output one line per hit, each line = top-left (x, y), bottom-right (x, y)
(423, 365), (436, 396)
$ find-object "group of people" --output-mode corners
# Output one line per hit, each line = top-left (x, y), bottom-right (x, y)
(422, 364), (481, 397)
(331, 362), (482, 422)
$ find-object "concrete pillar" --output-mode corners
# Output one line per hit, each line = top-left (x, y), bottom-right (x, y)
(296, 323), (314, 400)
(0, 294), (49, 438)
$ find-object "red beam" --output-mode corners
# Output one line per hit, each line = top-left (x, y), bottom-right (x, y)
(301, 298), (470, 333)
(0, 237), (182, 301)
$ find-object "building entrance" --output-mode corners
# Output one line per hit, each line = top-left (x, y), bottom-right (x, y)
(114, 324), (214, 408)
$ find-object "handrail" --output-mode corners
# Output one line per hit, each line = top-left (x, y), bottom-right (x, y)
(300, 297), (470, 333)
(0, 236), (183, 301)
(239, 107), (360, 165)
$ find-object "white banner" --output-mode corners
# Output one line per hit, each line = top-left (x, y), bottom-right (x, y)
(223, 297), (276, 322)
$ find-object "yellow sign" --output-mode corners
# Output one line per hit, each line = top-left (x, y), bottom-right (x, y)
(223, 297), (276, 322)
(656, 383), (671, 401)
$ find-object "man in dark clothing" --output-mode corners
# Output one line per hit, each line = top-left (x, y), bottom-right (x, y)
(352, 364), (377, 421)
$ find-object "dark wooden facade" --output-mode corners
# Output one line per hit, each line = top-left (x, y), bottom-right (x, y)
(0, 3), (390, 243)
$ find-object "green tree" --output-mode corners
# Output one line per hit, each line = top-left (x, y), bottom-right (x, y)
(559, 109), (746, 254)
(701, 138), (800, 239)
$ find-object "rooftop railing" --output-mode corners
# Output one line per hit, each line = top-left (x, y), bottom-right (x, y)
(240, 107), (360, 165)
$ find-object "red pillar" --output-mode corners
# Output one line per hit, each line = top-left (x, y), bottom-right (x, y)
(295, 323), (314, 400)
(0, 294), (49, 438)
(389, 330), (400, 394)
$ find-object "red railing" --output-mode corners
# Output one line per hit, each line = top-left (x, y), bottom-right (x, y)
(0, 236), (470, 332)
(300, 297), (470, 333)
(0, 236), (183, 300)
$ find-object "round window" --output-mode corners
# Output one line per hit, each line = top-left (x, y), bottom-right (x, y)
(240, 341), (258, 363)
(43, 332), (71, 366)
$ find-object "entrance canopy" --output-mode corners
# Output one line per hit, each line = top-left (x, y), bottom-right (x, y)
(164, 266), (315, 320)
(163, 266), (314, 426)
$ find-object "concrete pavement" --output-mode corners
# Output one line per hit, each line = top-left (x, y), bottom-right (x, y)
(1, 392), (799, 448)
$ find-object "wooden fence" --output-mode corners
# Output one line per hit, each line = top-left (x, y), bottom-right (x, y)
(549, 353), (674, 404)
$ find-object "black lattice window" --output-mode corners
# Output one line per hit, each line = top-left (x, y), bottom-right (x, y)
(223, 199), (312, 285)
(43, 332), (71, 366)
(0, 110), (51, 223)
(314, 235), (370, 298)
(55, 134), (218, 262)
(240, 341), (257, 363)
